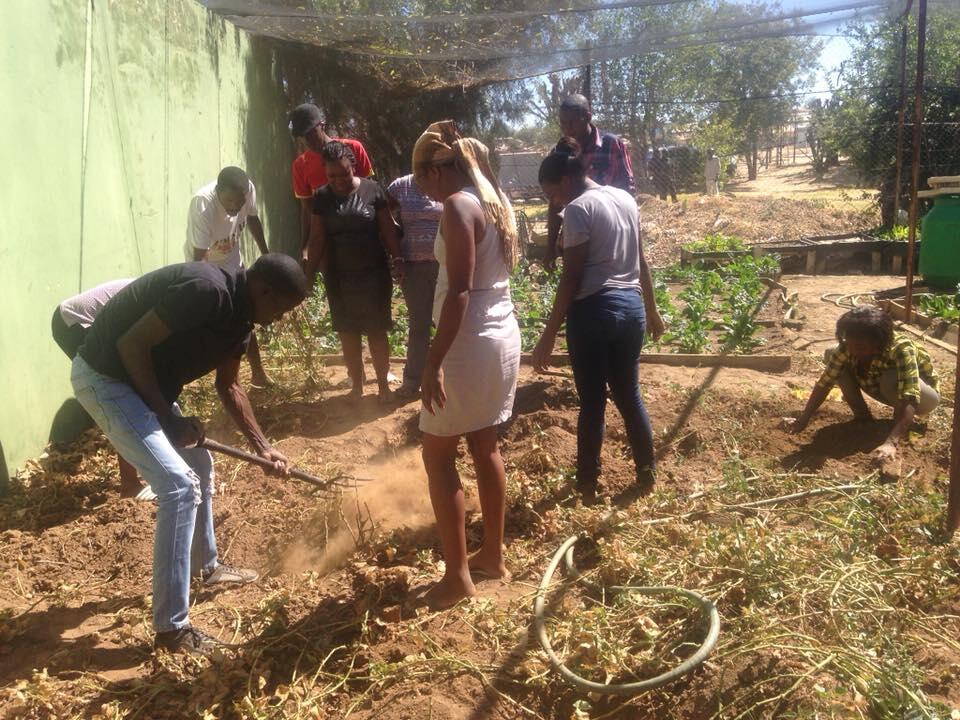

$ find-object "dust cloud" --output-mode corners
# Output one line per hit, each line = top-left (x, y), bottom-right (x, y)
(282, 447), (435, 574)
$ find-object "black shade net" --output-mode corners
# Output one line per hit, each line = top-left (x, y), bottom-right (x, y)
(198, 0), (914, 89)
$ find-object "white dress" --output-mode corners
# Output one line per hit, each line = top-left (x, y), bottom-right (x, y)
(419, 188), (521, 436)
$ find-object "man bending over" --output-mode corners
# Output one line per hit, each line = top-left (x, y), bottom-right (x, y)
(72, 254), (308, 655)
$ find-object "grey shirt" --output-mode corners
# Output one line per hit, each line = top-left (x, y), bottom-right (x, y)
(561, 185), (640, 301)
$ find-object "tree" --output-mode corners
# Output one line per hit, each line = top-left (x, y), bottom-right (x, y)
(705, 2), (820, 180)
(827, 6), (960, 225)
(275, 43), (530, 181)
(538, 0), (819, 185)
(806, 98), (841, 179)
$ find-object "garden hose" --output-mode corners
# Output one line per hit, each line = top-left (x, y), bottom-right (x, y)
(533, 532), (721, 696)
(820, 292), (876, 308)
(533, 483), (868, 695)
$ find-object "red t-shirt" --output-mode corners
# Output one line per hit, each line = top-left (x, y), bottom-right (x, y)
(291, 138), (373, 199)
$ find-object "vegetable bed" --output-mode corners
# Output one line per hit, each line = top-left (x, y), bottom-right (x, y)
(651, 254), (790, 354)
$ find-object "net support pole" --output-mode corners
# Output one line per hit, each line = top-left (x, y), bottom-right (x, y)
(892, 13), (910, 223)
(903, 0), (926, 324)
(948, 338), (960, 534)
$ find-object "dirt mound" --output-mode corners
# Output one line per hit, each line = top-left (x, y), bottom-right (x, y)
(641, 194), (878, 266)
(1, 275), (957, 719)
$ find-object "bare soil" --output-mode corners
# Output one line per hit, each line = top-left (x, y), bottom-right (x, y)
(640, 194), (879, 267)
(1, 275), (957, 719)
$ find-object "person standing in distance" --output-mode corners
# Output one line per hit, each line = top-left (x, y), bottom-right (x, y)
(544, 94), (635, 272)
(704, 148), (722, 196)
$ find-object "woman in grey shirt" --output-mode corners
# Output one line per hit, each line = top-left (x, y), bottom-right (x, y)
(532, 138), (665, 503)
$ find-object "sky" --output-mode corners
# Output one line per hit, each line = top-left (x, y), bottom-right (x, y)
(815, 35), (854, 90)
(774, 0), (861, 91)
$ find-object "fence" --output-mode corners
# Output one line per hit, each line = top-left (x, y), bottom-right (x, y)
(0, 0), (298, 486)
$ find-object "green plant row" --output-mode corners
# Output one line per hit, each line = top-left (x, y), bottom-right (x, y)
(265, 260), (561, 378)
(917, 284), (960, 323)
(653, 254), (777, 353)
(681, 232), (748, 254)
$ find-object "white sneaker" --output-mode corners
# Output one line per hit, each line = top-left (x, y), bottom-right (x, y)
(203, 564), (260, 586)
(135, 486), (157, 502)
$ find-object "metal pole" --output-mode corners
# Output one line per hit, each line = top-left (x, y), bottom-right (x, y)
(903, 0), (926, 324)
(793, 119), (797, 163)
(948, 340), (960, 534)
(892, 14), (910, 223)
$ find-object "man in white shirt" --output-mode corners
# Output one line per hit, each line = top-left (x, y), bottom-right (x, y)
(186, 166), (272, 386)
(704, 148), (722, 196)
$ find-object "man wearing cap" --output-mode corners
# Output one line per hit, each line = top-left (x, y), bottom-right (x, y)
(72, 253), (309, 655)
(288, 103), (374, 257)
(544, 94), (635, 272)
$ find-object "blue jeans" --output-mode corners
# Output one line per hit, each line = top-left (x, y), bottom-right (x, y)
(400, 260), (439, 388)
(71, 356), (218, 633)
(566, 288), (655, 485)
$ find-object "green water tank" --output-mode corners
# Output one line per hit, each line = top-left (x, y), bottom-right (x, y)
(919, 185), (960, 290)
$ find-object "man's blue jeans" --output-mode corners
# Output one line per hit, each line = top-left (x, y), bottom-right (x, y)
(566, 288), (655, 485)
(71, 356), (218, 632)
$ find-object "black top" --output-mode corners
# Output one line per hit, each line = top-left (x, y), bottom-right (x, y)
(312, 178), (388, 275)
(79, 262), (253, 404)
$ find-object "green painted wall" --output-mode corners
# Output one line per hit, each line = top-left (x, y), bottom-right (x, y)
(0, 0), (298, 487)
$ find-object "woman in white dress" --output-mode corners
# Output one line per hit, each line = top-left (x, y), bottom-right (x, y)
(412, 121), (521, 609)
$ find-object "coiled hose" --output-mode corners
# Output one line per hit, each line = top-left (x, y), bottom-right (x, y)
(533, 483), (865, 695)
(533, 533), (721, 696)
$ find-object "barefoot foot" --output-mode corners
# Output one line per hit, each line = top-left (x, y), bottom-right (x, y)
(425, 572), (476, 610)
(468, 549), (509, 580)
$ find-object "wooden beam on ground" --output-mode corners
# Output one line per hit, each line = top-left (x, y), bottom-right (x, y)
(306, 353), (792, 372)
(521, 353), (792, 372)
(894, 322), (958, 355)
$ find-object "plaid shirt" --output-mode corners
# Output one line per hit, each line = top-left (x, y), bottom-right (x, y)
(816, 332), (939, 401)
(556, 125), (635, 194)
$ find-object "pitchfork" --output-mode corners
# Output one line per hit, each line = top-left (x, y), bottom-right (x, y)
(200, 438), (372, 496)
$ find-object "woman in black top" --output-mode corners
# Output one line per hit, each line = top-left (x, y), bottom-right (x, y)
(306, 141), (403, 401)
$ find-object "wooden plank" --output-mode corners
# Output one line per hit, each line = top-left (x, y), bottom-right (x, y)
(290, 353), (794, 371)
(761, 276), (788, 292)
(640, 354), (792, 371)
(895, 322), (959, 355)
(802, 232), (865, 243)
(805, 250), (817, 274)
(516, 353), (791, 371)
(883, 299), (934, 329)
(885, 299), (960, 345)
(871, 251), (882, 274)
